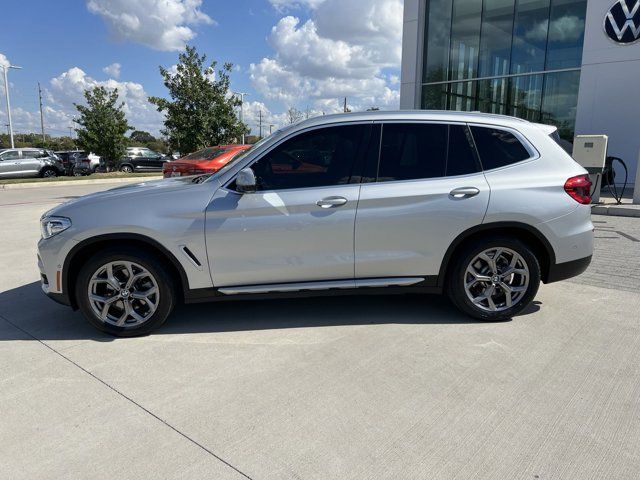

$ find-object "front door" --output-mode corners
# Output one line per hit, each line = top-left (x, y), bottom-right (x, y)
(355, 122), (490, 280)
(205, 124), (371, 287)
(0, 150), (21, 177)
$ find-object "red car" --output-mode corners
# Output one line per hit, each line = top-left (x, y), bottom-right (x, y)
(163, 145), (251, 178)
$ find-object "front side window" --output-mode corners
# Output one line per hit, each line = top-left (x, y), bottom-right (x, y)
(377, 123), (479, 182)
(0, 150), (20, 161)
(249, 125), (366, 191)
(470, 126), (531, 170)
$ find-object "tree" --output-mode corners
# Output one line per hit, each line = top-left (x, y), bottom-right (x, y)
(129, 130), (156, 144)
(149, 45), (247, 155)
(75, 86), (131, 170)
(286, 107), (304, 124)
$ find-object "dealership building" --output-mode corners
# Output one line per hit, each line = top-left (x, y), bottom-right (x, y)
(400, 0), (640, 185)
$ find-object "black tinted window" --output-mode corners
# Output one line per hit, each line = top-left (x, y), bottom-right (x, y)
(377, 123), (479, 182)
(251, 125), (366, 191)
(446, 125), (480, 176)
(470, 126), (531, 170)
(378, 123), (447, 181)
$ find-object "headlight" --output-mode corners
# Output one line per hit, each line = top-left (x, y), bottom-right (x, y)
(40, 216), (72, 239)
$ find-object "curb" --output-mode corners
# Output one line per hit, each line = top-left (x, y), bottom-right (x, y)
(592, 205), (640, 218)
(0, 176), (162, 190)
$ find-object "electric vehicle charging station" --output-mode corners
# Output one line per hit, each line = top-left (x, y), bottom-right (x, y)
(572, 135), (608, 204)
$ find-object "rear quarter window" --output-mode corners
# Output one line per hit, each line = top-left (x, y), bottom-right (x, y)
(470, 126), (532, 170)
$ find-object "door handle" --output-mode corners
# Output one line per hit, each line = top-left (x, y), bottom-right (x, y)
(316, 196), (348, 208)
(449, 187), (480, 198)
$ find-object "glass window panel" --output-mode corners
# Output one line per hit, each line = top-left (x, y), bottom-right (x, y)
(447, 125), (481, 176)
(540, 70), (580, 141)
(251, 125), (366, 191)
(511, 0), (551, 74)
(422, 84), (448, 109)
(478, 0), (516, 77)
(470, 126), (531, 170)
(477, 78), (509, 114)
(545, 0), (587, 69)
(508, 74), (543, 121)
(449, 0), (483, 81)
(378, 124), (448, 181)
(423, 0), (454, 83)
(448, 81), (477, 111)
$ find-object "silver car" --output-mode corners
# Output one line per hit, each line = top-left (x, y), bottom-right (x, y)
(0, 148), (65, 178)
(38, 111), (594, 336)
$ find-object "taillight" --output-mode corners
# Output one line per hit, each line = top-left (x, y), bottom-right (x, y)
(564, 174), (592, 204)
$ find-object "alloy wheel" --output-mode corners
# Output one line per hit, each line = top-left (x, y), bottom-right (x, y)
(43, 169), (57, 178)
(464, 247), (529, 312)
(88, 261), (159, 327)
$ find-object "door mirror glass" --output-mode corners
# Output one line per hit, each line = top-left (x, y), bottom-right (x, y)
(236, 167), (257, 193)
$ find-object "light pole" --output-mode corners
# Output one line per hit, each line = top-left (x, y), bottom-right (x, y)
(2, 63), (22, 149)
(233, 91), (249, 144)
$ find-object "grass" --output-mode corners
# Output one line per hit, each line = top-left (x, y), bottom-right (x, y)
(0, 172), (161, 185)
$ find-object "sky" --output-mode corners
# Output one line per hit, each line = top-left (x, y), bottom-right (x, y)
(0, 0), (403, 138)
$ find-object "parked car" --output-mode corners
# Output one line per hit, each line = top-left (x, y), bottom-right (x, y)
(55, 150), (100, 175)
(119, 147), (168, 173)
(0, 148), (65, 178)
(162, 145), (251, 178)
(38, 111), (593, 336)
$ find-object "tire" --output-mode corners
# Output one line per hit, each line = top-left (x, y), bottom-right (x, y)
(40, 167), (58, 178)
(120, 164), (134, 173)
(75, 247), (177, 337)
(446, 236), (541, 321)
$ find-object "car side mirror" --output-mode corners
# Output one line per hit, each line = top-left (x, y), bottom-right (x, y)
(236, 167), (257, 193)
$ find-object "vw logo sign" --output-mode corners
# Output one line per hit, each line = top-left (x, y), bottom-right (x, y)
(604, 0), (640, 45)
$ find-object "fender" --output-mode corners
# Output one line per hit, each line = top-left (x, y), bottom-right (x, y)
(437, 221), (556, 287)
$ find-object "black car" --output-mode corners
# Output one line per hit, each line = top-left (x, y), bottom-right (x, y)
(119, 147), (169, 173)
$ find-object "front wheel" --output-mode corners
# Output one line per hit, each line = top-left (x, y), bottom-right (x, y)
(120, 164), (134, 173)
(40, 167), (58, 178)
(447, 237), (540, 321)
(75, 247), (176, 336)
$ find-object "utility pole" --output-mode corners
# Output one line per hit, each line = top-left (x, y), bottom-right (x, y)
(258, 110), (263, 139)
(232, 91), (249, 144)
(4, 124), (9, 136)
(343, 97), (348, 113)
(269, 124), (274, 135)
(38, 82), (46, 145)
(1, 63), (22, 149)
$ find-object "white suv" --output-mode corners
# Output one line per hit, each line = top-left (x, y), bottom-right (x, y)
(38, 111), (593, 336)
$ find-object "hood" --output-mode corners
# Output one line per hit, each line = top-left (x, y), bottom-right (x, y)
(46, 176), (219, 217)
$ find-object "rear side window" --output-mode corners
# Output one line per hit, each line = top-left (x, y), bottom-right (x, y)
(377, 123), (479, 182)
(470, 126), (531, 170)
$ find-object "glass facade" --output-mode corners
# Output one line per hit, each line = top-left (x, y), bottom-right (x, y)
(421, 0), (587, 141)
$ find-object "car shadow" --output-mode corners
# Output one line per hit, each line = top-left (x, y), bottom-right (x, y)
(0, 281), (523, 342)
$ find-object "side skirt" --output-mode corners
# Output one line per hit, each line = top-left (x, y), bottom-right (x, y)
(184, 276), (441, 304)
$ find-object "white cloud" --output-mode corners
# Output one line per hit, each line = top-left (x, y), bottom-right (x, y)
(47, 67), (164, 134)
(525, 15), (585, 43)
(102, 62), (121, 79)
(250, 0), (402, 113)
(86, 0), (214, 51)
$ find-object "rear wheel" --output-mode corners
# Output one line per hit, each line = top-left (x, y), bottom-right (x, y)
(447, 237), (540, 321)
(76, 247), (176, 336)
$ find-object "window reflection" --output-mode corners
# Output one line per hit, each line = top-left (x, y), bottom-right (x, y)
(541, 70), (581, 140)
(449, 0), (483, 81)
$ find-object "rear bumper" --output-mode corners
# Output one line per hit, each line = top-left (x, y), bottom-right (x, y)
(545, 255), (592, 283)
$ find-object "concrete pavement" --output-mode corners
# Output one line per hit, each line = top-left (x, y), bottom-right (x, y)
(1, 183), (639, 479)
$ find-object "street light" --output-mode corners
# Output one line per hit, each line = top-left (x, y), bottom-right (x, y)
(1, 63), (22, 149)
(233, 91), (249, 145)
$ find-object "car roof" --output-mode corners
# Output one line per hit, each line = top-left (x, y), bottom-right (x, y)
(288, 110), (532, 130)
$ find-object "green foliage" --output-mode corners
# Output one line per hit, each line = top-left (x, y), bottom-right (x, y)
(149, 45), (248, 155)
(74, 86), (132, 168)
(128, 130), (169, 154)
(0, 133), (76, 150)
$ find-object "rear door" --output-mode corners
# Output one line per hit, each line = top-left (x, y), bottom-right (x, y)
(354, 122), (490, 281)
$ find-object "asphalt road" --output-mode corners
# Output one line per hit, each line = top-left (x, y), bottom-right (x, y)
(1, 182), (639, 480)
